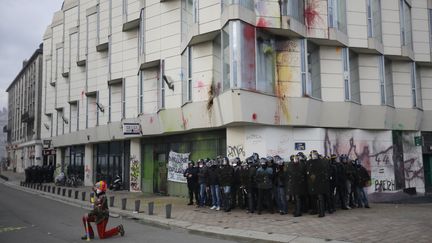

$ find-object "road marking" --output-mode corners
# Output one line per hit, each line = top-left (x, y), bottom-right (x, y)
(0, 226), (26, 233)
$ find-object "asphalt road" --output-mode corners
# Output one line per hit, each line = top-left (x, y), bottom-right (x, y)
(0, 182), (237, 243)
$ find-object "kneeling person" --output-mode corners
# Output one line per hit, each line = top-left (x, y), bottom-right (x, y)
(82, 181), (125, 240)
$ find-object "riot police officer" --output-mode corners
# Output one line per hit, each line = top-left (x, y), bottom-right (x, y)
(255, 158), (274, 215)
(306, 150), (328, 217)
(288, 154), (307, 217)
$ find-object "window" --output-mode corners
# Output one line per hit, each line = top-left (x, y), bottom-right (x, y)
(301, 39), (321, 98)
(96, 4), (100, 44)
(282, 0), (304, 24)
(159, 60), (165, 109)
(182, 47), (193, 103)
(221, 21), (262, 93)
(342, 48), (360, 103)
(400, 0), (413, 48)
(384, 58), (394, 106)
(192, 0), (198, 23)
(122, 83), (125, 119)
(429, 9), (432, 52)
(138, 71), (144, 114)
(379, 55), (386, 105)
(256, 30), (275, 94)
(122, 0), (128, 23)
(328, 0), (347, 33)
(222, 0), (254, 11)
(367, 0), (382, 42)
(411, 63), (422, 108)
(138, 8), (145, 61)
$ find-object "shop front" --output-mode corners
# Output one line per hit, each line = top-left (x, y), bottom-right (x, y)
(64, 145), (85, 180)
(141, 130), (226, 197)
(93, 141), (130, 189)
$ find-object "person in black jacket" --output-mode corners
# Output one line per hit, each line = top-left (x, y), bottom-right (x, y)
(183, 161), (199, 206)
(246, 156), (258, 213)
(197, 159), (209, 207)
(256, 158), (274, 215)
(274, 157), (287, 215)
(306, 150), (328, 217)
(231, 158), (242, 209)
(208, 160), (222, 210)
(288, 154), (307, 217)
(356, 161), (371, 208)
(219, 157), (234, 212)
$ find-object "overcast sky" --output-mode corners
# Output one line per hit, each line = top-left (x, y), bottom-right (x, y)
(0, 0), (63, 110)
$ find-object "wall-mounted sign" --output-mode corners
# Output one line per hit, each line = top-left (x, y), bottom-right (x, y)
(43, 140), (51, 148)
(123, 123), (141, 135)
(295, 142), (306, 151)
(414, 136), (422, 146)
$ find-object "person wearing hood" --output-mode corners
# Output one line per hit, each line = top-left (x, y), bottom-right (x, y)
(184, 161), (199, 206)
(255, 158), (274, 215)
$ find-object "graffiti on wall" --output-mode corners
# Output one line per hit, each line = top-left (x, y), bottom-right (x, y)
(85, 165), (91, 180)
(227, 145), (245, 158)
(401, 132), (425, 191)
(323, 129), (395, 193)
(130, 155), (141, 192)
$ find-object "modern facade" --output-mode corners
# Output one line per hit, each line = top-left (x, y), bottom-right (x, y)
(41, 0), (432, 195)
(5, 44), (44, 173)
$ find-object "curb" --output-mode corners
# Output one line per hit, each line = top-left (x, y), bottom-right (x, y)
(2, 181), (347, 243)
(0, 174), (9, 181)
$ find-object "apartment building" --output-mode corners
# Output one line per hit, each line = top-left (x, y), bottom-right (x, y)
(41, 0), (432, 195)
(5, 44), (44, 173)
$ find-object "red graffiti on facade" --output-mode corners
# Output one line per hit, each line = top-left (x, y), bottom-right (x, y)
(304, 0), (321, 29)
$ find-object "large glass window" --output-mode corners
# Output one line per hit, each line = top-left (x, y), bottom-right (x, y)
(138, 8), (145, 61)
(379, 55), (386, 105)
(384, 58), (394, 106)
(400, 0), (413, 48)
(256, 30), (275, 94)
(301, 39), (321, 99)
(282, 0), (305, 24)
(342, 48), (360, 103)
(222, 25), (230, 91)
(367, 0), (383, 42)
(328, 0), (347, 33)
(181, 47), (193, 103)
(411, 63), (422, 108)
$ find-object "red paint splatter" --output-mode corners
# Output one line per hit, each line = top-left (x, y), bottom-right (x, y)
(181, 113), (188, 129)
(243, 24), (255, 41)
(257, 18), (267, 28)
(196, 80), (205, 88)
(149, 117), (154, 124)
(304, 0), (321, 30)
(252, 113), (257, 121)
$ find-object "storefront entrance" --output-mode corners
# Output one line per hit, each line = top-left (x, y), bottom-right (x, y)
(94, 141), (130, 189)
(154, 153), (167, 194)
(424, 155), (432, 193)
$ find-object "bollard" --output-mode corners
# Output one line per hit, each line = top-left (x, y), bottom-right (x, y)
(109, 196), (115, 207)
(68, 189), (72, 198)
(121, 198), (127, 210)
(44, 185), (47, 192)
(148, 202), (154, 215)
(134, 200), (140, 213)
(57, 187), (61, 195)
(75, 190), (79, 199)
(81, 191), (86, 201)
(62, 188), (66, 196)
(52, 186), (56, 194)
(165, 204), (172, 219)
(47, 185), (51, 192)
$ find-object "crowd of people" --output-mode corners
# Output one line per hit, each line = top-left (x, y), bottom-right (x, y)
(24, 165), (55, 183)
(183, 150), (371, 217)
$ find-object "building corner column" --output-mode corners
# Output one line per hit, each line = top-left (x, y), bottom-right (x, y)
(129, 138), (141, 192)
(84, 144), (94, 186)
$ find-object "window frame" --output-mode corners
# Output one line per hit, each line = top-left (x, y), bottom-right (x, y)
(187, 46), (193, 102)
(342, 48), (351, 101)
(379, 55), (386, 105)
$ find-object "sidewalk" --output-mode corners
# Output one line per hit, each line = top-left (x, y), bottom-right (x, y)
(1, 170), (432, 243)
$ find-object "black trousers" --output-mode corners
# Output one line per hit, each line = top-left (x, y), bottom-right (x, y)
(188, 183), (199, 204)
(257, 188), (273, 213)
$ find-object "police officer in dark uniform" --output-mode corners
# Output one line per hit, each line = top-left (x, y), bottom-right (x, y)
(306, 150), (328, 217)
(326, 154), (338, 213)
(239, 161), (249, 209)
(218, 157), (234, 212)
(246, 156), (258, 213)
(255, 158), (274, 215)
(274, 156), (287, 215)
(231, 157), (241, 209)
(288, 154), (307, 217)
